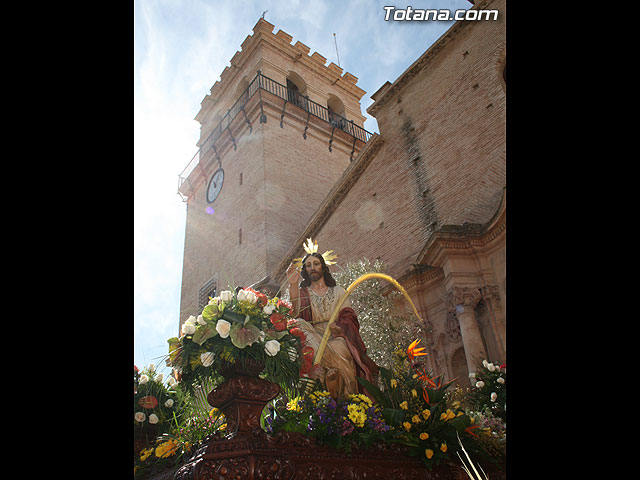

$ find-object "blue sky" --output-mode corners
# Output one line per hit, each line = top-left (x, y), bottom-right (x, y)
(133, 0), (471, 375)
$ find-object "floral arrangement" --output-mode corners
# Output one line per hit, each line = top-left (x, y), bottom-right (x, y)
(166, 287), (310, 395)
(134, 402), (227, 477)
(134, 364), (179, 436)
(355, 340), (488, 469)
(467, 359), (506, 421)
(266, 390), (391, 452)
(266, 340), (491, 469)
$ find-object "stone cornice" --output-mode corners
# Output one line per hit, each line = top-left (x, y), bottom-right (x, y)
(272, 134), (384, 283)
(417, 187), (506, 266)
(387, 264), (444, 295)
(367, 0), (495, 116)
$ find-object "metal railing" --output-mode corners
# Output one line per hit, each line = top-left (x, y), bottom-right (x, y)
(178, 72), (372, 192)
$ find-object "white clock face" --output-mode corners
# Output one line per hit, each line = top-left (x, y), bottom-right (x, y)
(206, 168), (224, 204)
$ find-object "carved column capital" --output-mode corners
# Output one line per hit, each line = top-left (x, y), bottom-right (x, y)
(445, 286), (482, 312)
(480, 284), (502, 309)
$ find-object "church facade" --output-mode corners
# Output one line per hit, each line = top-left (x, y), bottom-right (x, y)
(178, 0), (506, 387)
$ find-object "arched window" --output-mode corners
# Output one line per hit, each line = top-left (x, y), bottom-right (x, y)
(286, 71), (308, 110)
(327, 94), (346, 129)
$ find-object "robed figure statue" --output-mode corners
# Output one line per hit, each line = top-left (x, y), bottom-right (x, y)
(287, 252), (378, 399)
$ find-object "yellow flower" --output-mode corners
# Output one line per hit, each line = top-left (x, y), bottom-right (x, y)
(390, 379), (398, 388)
(155, 439), (179, 459)
(440, 443), (447, 453)
(422, 409), (431, 420)
(425, 449), (434, 459)
(411, 389), (417, 397)
(412, 415), (421, 423)
(347, 404), (367, 427)
(403, 421), (412, 431)
(452, 401), (460, 409)
(286, 396), (303, 412)
(139, 447), (154, 461)
(399, 401), (408, 410)
(456, 411), (464, 417)
(440, 409), (455, 421)
(349, 393), (373, 408)
(219, 423), (227, 431)
(419, 432), (429, 440)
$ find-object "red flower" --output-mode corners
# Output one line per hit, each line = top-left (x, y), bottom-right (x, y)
(407, 339), (427, 361)
(300, 346), (315, 374)
(270, 313), (287, 331)
(134, 365), (139, 373)
(289, 327), (306, 343)
(277, 299), (293, 315)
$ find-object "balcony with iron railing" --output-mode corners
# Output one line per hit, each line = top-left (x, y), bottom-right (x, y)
(178, 71), (372, 197)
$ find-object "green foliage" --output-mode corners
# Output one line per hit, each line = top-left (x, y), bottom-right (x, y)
(332, 258), (427, 369)
(466, 360), (506, 422)
(133, 364), (180, 436)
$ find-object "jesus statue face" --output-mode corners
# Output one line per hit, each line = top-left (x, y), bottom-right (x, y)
(304, 255), (323, 283)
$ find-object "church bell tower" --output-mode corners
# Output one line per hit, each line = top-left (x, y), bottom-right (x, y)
(177, 18), (372, 329)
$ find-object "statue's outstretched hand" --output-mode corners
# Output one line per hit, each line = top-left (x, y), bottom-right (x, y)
(286, 263), (301, 287)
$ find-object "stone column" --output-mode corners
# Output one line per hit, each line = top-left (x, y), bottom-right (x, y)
(445, 286), (487, 376)
(481, 285), (506, 360)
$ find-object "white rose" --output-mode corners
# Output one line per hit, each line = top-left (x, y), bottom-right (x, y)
(148, 413), (159, 424)
(264, 339), (281, 357)
(197, 314), (206, 325)
(237, 289), (247, 302)
(490, 392), (497, 402)
(200, 352), (215, 367)
(487, 363), (496, 372)
(208, 296), (220, 305)
(475, 381), (485, 389)
(263, 303), (275, 315)
(216, 319), (231, 338)
(245, 290), (257, 304)
(148, 363), (156, 373)
(482, 359), (489, 368)
(181, 322), (196, 335)
(139, 374), (149, 385)
(468, 372), (476, 379)
(155, 373), (164, 383)
(134, 412), (146, 423)
(185, 315), (197, 325)
(164, 399), (174, 408)
(167, 376), (177, 386)
(219, 290), (234, 302)
(497, 377), (505, 384)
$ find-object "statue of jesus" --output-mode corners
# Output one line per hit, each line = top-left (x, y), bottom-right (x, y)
(287, 253), (378, 399)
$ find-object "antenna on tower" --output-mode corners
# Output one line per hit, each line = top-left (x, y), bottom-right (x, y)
(261, 10), (268, 19)
(333, 33), (341, 68)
